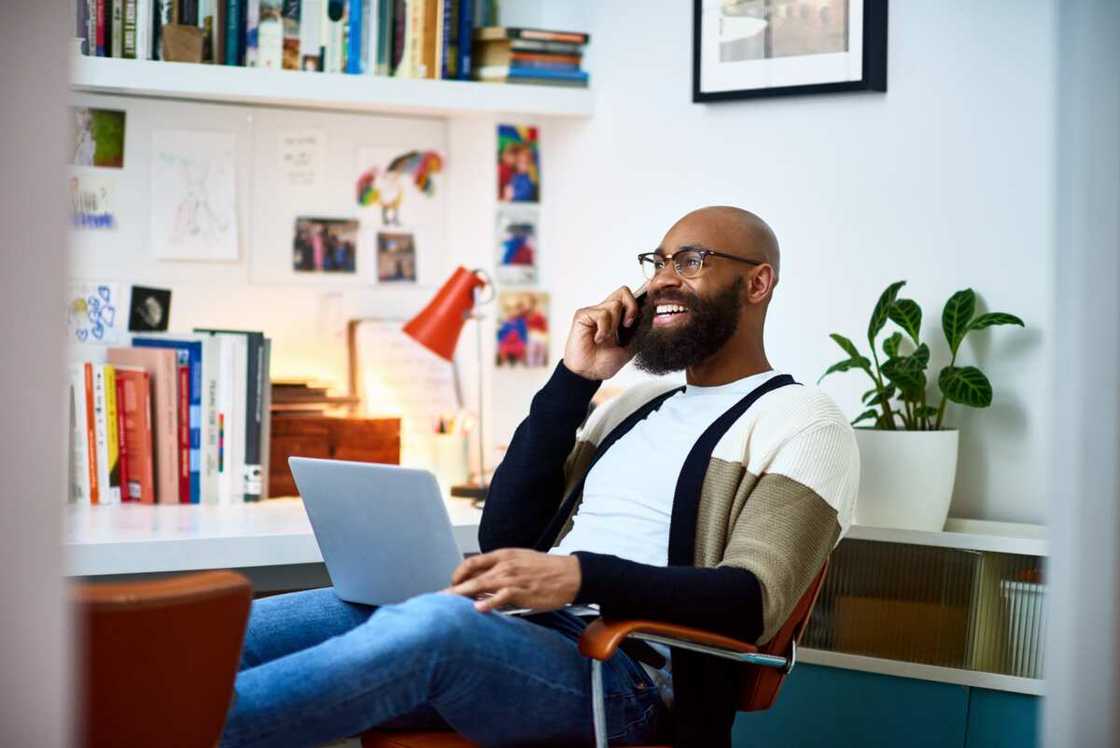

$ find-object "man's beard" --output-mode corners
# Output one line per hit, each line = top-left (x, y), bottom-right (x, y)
(631, 277), (744, 375)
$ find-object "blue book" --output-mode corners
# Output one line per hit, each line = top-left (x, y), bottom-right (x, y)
(507, 67), (589, 83)
(346, 0), (363, 73)
(457, 0), (474, 80)
(226, 0), (244, 65)
(133, 336), (203, 504)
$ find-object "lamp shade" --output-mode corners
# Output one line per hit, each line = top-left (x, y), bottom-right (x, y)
(403, 266), (487, 361)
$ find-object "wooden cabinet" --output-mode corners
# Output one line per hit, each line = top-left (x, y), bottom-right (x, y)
(268, 416), (400, 497)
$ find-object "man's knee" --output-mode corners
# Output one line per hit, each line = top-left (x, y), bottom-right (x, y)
(375, 592), (484, 655)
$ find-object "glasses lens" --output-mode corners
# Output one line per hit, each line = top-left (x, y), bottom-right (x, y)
(675, 250), (704, 278)
(639, 254), (661, 280)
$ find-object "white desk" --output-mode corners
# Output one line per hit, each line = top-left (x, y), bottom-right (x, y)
(65, 496), (483, 591)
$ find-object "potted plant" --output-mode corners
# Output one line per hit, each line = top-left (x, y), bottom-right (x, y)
(820, 281), (1024, 531)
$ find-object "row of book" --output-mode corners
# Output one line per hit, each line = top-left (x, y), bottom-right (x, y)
(73, 1), (589, 85)
(68, 329), (272, 505)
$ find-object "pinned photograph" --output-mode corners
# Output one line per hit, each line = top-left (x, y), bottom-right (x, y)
(495, 208), (539, 285)
(496, 291), (549, 368)
(127, 286), (173, 332)
(71, 107), (126, 168)
(497, 124), (540, 203)
(292, 217), (358, 273)
(377, 231), (417, 282)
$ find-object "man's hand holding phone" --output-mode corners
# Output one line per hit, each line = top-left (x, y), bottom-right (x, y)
(563, 285), (646, 381)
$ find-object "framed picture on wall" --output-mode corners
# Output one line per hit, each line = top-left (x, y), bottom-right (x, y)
(692, 0), (888, 102)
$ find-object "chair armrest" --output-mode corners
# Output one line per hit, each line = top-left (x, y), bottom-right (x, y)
(578, 618), (759, 662)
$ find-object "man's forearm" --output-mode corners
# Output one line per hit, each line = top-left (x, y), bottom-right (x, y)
(478, 361), (602, 552)
(572, 551), (764, 643)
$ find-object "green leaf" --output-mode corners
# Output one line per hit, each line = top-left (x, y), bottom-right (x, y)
(852, 409), (879, 426)
(942, 289), (976, 355)
(970, 312), (1025, 331)
(863, 384), (897, 407)
(818, 357), (871, 383)
(889, 299), (923, 344)
(939, 366), (993, 407)
(882, 332), (902, 359)
(869, 281), (906, 344)
(829, 333), (864, 362)
(915, 405), (939, 419)
(861, 387), (879, 403)
(881, 346), (929, 400)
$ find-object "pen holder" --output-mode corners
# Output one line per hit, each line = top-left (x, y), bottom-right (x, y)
(431, 433), (470, 497)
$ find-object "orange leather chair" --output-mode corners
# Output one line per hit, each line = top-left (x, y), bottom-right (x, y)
(74, 570), (252, 748)
(363, 562), (828, 748)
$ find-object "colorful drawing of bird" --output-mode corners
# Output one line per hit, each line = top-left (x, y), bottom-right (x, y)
(356, 150), (443, 226)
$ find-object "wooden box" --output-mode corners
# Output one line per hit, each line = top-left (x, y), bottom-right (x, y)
(268, 416), (401, 497)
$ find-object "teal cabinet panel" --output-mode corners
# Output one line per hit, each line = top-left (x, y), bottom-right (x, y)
(965, 689), (1039, 748)
(733, 664), (969, 748)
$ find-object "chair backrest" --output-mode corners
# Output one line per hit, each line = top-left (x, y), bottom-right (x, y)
(74, 570), (252, 748)
(736, 560), (829, 712)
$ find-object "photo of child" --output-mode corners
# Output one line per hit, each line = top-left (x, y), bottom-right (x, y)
(292, 217), (358, 273)
(496, 291), (549, 368)
(495, 208), (539, 285)
(377, 231), (417, 282)
(497, 124), (540, 203)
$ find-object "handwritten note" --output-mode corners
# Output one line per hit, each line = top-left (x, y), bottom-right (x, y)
(279, 130), (326, 188)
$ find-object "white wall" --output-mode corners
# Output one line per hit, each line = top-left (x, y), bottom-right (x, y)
(1, 1), (71, 745)
(529, 0), (1056, 524)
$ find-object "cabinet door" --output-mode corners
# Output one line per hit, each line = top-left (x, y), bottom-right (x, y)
(733, 665), (968, 748)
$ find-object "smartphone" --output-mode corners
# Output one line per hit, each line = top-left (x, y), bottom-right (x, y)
(617, 286), (648, 347)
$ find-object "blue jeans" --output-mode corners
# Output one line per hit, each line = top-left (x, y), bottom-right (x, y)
(220, 588), (668, 747)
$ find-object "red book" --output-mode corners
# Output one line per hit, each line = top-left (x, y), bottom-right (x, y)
(177, 362), (190, 503)
(114, 375), (130, 500)
(115, 367), (155, 503)
(96, 0), (107, 56)
(84, 363), (100, 504)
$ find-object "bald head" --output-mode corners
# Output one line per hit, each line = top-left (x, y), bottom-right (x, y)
(666, 206), (781, 279)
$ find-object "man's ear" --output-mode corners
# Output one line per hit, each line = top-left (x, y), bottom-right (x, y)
(746, 265), (777, 304)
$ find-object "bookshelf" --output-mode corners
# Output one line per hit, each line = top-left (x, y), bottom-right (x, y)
(71, 56), (594, 118)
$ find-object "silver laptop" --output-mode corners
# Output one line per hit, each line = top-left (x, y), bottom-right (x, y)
(289, 457), (468, 606)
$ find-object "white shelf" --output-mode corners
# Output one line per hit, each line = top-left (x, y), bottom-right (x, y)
(799, 648), (1044, 696)
(846, 518), (1048, 557)
(71, 56), (593, 118)
(64, 496), (482, 577)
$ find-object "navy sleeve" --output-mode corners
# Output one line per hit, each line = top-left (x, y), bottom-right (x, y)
(478, 361), (601, 552)
(573, 551), (764, 644)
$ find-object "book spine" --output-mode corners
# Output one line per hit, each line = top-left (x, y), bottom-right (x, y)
(245, 0), (260, 65)
(135, 0), (149, 59)
(114, 375), (131, 501)
(346, 0), (362, 73)
(85, 0), (98, 55)
(156, 353), (179, 504)
(84, 363), (100, 504)
(76, 0), (90, 54)
(242, 335), (262, 502)
(360, 0), (373, 73)
(92, 365), (112, 504)
(176, 361), (190, 502)
(104, 366), (122, 503)
(201, 338), (220, 503)
(96, 0), (107, 56)
(281, 0), (298, 69)
(111, 0), (124, 56)
(323, 0), (344, 73)
(510, 58), (579, 72)
(225, 0), (242, 64)
(391, 0), (406, 74)
(69, 366), (92, 503)
(437, 0), (449, 79)
(375, 0), (392, 74)
(299, 0), (323, 70)
(407, 0), (423, 77)
(259, 339), (272, 499)
(456, 0), (471, 80)
(123, 0), (136, 57)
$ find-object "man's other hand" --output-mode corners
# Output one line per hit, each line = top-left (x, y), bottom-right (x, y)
(448, 549), (581, 613)
(563, 286), (642, 381)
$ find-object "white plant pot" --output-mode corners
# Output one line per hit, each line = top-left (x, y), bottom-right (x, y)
(853, 429), (959, 532)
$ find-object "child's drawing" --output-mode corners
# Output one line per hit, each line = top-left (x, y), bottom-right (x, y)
(150, 130), (239, 261)
(67, 282), (124, 345)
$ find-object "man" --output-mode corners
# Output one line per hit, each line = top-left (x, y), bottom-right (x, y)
(220, 207), (859, 748)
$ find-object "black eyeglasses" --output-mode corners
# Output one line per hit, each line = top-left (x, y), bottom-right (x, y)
(637, 247), (764, 280)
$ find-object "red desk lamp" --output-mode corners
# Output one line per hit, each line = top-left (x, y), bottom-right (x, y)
(403, 266), (493, 500)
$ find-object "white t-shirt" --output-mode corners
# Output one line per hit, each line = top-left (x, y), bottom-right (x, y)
(552, 369), (782, 565)
(552, 369), (782, 704)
